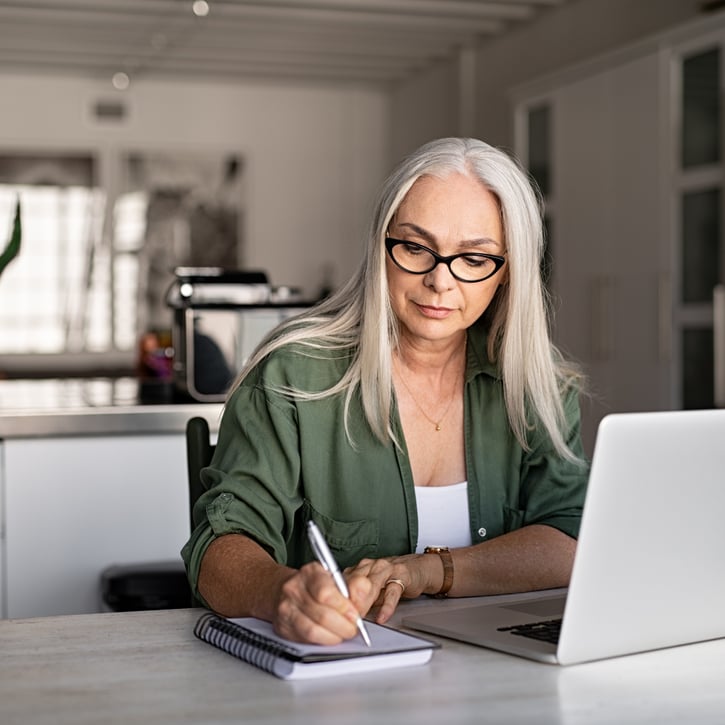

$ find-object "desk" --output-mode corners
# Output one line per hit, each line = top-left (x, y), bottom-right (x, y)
(2, 598), (725, 725)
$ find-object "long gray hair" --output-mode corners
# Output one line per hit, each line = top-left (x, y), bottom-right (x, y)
(232, 137), (582, 461)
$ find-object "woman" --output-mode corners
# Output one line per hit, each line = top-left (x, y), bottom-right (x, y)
(182, 137), (589, 645)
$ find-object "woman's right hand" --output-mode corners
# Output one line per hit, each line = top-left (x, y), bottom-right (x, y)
(198, 533), (374, 645)
(271, 562), (374, 645)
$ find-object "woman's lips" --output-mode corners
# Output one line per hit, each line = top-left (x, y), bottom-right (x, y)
(415, 303), (454, 319)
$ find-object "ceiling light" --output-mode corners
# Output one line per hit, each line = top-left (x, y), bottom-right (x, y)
(112, 72), (130, 91)
(192, 1), (210, 17)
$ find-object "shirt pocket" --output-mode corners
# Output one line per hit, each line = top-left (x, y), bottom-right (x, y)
(302, 500), (379, 568)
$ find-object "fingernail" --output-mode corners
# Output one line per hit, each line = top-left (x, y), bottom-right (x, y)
(346, 608), (359, 622)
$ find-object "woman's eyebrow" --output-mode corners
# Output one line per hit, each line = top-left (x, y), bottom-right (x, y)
(395, 221), (500, 249)
(395, 221), (435, 243)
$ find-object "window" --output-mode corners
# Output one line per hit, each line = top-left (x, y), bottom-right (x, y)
(682, 47), (721, 168)
(0, 154), (114, 355)
(0, 150), (243, 376)
(675, 45), (723, 409)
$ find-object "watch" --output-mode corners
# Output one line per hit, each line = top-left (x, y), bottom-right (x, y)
(423, 546), (454, 598)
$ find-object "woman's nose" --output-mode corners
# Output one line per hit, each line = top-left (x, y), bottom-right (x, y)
(423, 260), (456, 291)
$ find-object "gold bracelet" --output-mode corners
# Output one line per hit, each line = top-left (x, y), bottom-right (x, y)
(423, 546), (454, 598)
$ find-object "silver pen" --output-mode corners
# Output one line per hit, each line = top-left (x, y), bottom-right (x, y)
(306, 520), (372, 647)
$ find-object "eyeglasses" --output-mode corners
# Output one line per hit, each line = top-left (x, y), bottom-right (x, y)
(385, 237), (506, 283)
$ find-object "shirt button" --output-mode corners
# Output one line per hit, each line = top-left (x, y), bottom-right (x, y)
(478, 527), (487, 538)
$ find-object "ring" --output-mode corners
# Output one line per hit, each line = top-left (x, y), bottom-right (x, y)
(385, 578), (406, 595)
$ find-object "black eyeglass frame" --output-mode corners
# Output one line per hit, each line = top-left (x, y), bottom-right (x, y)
(384, 237), (506, 283)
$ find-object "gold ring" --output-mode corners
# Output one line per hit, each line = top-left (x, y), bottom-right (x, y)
(385, 578), (406, 595)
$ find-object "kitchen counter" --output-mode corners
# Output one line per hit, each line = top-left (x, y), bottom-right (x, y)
(0, 378), (223, 438)
(0, 377), (224, 618)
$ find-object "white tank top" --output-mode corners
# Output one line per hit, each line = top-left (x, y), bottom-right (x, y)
(414, 481), (473, 554)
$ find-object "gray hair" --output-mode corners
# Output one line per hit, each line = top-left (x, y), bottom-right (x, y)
(232, 137), (582, 461)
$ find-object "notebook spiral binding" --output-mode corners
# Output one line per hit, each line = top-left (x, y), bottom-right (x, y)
(194, 612), (301, 674)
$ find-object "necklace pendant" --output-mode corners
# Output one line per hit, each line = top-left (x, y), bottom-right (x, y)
(435, 424), (441, 432)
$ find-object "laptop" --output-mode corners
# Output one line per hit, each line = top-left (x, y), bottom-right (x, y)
(403, 409), (725, 665)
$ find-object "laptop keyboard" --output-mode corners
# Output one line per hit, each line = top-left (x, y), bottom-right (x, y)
(497, 618), (562, 644)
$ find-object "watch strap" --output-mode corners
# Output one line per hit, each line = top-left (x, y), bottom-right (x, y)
(424, 546), (454, 597)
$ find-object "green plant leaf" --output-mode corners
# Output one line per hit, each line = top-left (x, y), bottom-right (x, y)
(0, 198), (21, 278)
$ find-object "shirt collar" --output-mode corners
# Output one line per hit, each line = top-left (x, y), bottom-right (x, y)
(466, 318), (501, 382)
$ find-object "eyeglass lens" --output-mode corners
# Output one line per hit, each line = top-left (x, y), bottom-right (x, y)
(389, 241), (501, 282)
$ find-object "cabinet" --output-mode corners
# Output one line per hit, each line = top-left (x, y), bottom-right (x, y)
(514, 15), (725, 454)
(552, 53), (665, 452)
(1, 434), (191, 619)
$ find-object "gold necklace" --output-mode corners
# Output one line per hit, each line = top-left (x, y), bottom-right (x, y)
(394, 360), (457, 432)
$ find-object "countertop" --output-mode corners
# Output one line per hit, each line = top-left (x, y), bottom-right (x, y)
(0, 378), (223, 438)
(4, 597), (725, 725)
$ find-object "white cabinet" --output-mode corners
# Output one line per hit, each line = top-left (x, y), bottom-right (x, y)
(549, 52), (667, 452)
(514, 14), (725, 454)
(1, 434), (190, 619)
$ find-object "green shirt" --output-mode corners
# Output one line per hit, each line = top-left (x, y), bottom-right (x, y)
(181, 322), (589, 594)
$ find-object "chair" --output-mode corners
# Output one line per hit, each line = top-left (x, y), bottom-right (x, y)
(185, 416), (216, 608)
(185, 415), (215, 532)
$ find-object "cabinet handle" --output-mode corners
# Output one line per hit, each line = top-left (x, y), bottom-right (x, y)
(714, 284), (725, 408)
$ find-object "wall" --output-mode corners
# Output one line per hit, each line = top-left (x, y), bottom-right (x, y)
(389, 57), (459, 164)
(389, 0), (704, 155)
(2, 2), (707, 296)
(0, 73), (390, 299)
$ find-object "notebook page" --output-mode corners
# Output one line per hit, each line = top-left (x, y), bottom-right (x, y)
(228, 616), (437, 661)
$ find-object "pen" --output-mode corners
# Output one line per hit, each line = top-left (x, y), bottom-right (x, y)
(306, 520), (372, 647)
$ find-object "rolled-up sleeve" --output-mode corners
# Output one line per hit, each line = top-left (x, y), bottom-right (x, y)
(518, 386), (590, 539)
(181, 368), (304, 597)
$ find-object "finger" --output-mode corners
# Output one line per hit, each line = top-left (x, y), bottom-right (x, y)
(275, 604), (357, 645)
(360, 560), (402, 593)
(347, 560), (408, 613)
(276, 565), (361, 644)
(343, 558), (377, 577)
(346, 573), (375, 615)
(305, 565), (366, 623)
(374, 578), (406, 624)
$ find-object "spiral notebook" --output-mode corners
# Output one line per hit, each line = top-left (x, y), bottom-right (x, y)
(193, 612), (439, 680)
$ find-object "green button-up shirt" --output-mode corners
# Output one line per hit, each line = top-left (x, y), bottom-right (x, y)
(182, 322), (589, 594)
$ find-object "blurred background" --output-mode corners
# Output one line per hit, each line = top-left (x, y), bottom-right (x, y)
(1, 0), (724, 621)
(0, 0), (722, 449)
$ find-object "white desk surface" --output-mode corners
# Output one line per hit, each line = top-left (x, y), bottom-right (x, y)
(2, 596), (725, 725)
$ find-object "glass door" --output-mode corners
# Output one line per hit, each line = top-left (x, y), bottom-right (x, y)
(673, 41), (724, 409)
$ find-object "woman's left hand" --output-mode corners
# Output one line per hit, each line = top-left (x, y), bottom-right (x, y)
(345, 553), (438, 624)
